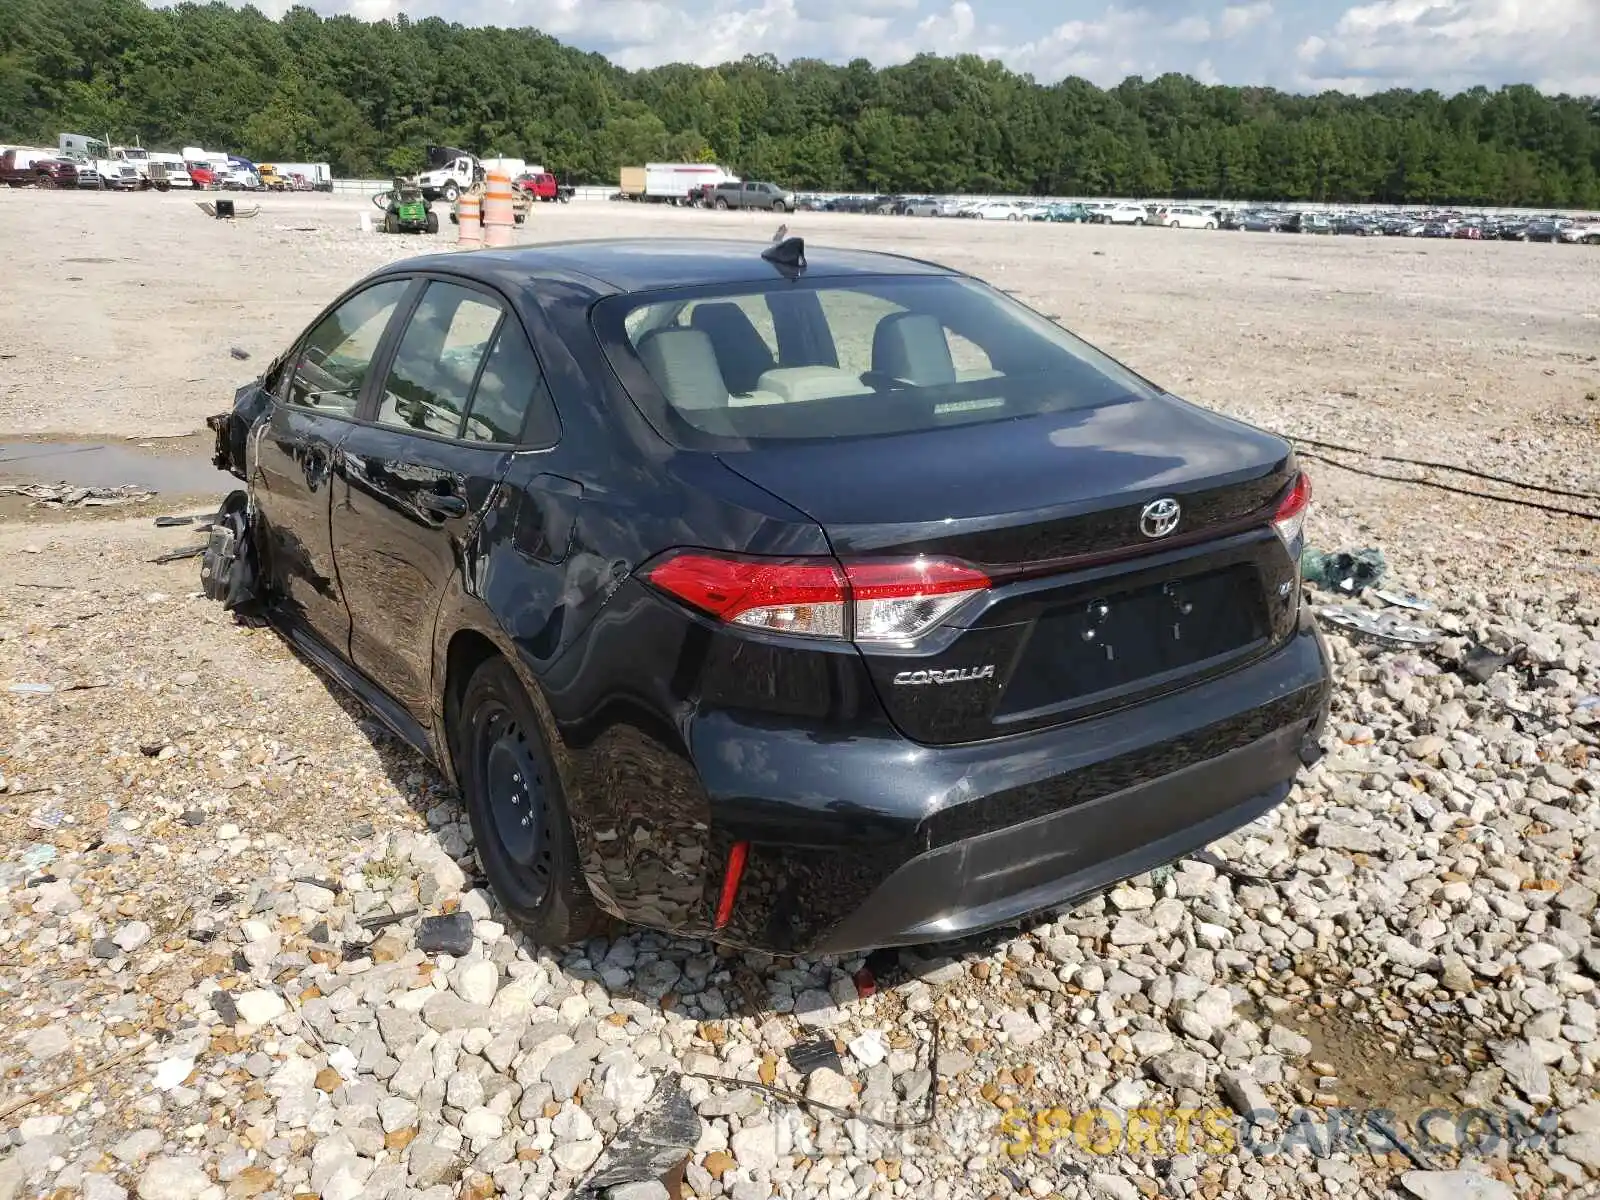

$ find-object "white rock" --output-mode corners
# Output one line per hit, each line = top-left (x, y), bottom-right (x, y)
(1090, 1174), (1141, 1200)
(731, 1123), (780, 1172)
(234, 989), (288, 1026)
(1519, 944), (1564, 972)
(1399, 1171), (1516, 1200)
(114, 921), (153, 952)
(848, 1031), (888, 1068)
(136, 1156), (212, 1200)
(453, 960), (499, 1006)
(460, 1107), (504, 1142)
(550, 1137), (603, 1173)
(805, 1068), (856, 1109)
(1000, 1010), (1044, 1048)
(151, 1056), (195, 1091)
(552, 1106), (595, 1141)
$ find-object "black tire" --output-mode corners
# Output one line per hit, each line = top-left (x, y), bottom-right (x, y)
(442, 182), (460, 203)
(772, 200), (786, 213)
(714, 197), (729, 210)
(1133, 217), (1144, 226)
(425, 210), (439, 234)
(456, 657), (605, 944)
(384, 212), (399, 234)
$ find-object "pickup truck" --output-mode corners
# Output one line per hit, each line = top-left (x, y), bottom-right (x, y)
(515, 171), (573, 203)
(0, 150), (78, 188)
(709, 180), (794, 212)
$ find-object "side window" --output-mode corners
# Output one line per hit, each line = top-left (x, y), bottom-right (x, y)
(462, 320), (558, 446)
(286, 280), (410, 415)
(374, 282), (503, 437)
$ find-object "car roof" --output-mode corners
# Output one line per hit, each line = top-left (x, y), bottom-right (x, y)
(376, 237), (961, 295)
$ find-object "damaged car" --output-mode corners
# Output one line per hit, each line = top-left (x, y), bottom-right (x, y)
(202, 236), (1333, 954)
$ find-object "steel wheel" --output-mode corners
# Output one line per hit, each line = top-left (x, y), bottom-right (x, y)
(479, 709), (553, 904)
(455, 657), (606, 943)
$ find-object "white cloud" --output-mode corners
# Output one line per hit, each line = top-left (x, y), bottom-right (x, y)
(1217, 2), (1273, 37)
(145, 0), (1600, 93)
(1295, 0), (1600, 93)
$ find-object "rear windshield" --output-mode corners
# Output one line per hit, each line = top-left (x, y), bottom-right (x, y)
(591, 273), (1159, 450)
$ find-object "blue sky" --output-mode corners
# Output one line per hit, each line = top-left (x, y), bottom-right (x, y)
(208, 0), (1599, 95)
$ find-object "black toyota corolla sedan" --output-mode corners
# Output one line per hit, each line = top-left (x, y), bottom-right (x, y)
(202, 236), (1332, 955)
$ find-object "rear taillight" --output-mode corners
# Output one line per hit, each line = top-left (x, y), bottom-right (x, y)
(1272, 472), (1312, 546)
(643, 552), (989, 643)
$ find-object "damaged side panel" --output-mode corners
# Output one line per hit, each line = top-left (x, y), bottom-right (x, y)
(201, 375), (276, 609)
(209, 375), (276, 481)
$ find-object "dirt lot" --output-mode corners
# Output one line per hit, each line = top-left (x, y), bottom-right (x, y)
(3, 187), (1600, 1200)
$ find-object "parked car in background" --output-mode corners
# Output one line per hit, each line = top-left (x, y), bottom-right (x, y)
(1332, 214), (1378, 236)
(1560, 220), (1600, 245)
(186, 162), (216, 189)
(1524, 218), (1565, 242)
(1283, 213), (1333, 235)
(1, 148), (78, 188)
(198, 236), (1332, 955)
(1040, 202), (1092, 223)
(1095, 202), (1151, 225)
(967, 200), (1028, 221)
(1239, 210), (1289, 232)
(1156, 205), (1218, 229)
(709, 180), (794, 211)
(515, 172), (574, 203)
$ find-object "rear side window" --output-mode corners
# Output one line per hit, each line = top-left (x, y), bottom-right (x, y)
(374, 280), (556, 445)
(595, 274), (1159, 450)
(375, 282), (501, 436)
(464, 324), (557, 446)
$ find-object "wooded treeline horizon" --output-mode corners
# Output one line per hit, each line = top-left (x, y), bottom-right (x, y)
(2, 0), (1598, 207)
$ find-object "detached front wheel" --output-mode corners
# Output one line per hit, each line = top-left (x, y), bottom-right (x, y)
(456, 658), (605, 945)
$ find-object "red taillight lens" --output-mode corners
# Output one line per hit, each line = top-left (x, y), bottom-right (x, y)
(1272, 472), (1312, 545)
(643, 552), (989, 642)
(642, 554), (847, 638)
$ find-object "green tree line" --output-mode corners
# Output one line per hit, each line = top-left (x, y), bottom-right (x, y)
(2, 0), (1598, 207)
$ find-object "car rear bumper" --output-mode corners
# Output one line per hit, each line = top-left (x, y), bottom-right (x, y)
(700, 611), (1331, 955)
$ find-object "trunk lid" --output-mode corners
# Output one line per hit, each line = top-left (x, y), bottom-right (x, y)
(718, 396), (1304, 744)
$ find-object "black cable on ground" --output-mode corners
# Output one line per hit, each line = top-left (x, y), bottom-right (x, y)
(683, 1014), (941, 1130)
(1281, 433), (1600, 504)
(1296, 449), (1600, 522)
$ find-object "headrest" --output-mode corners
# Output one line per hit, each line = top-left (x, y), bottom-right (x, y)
(635, 328), (730, 410)
(871, 312), (955, 385)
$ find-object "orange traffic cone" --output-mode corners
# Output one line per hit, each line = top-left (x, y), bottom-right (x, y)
(482, 171), (514, 248)
(457, 194), (483, 245)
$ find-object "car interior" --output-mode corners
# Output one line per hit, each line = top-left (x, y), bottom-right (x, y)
(633, 295), (1002, 416)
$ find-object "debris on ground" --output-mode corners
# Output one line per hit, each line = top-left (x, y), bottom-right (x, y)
(1316, 602), (1442, 645)
(1301, 545), (1387, 593)
(0, 482), (155, 507)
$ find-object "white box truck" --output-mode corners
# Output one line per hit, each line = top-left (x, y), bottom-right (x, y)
(638, 162), (739, 206)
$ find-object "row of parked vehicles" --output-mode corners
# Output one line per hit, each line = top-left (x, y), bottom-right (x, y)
(0, 134), (333, 194)
(1221, 207), (1600, 242)
(792, 193), (1600, 239)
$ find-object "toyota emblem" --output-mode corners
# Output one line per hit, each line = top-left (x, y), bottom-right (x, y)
(1139, 497), (1181, 539)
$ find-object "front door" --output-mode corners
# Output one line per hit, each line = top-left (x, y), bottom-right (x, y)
(253, 277), (412, 651)
(333, 277), (560, 724)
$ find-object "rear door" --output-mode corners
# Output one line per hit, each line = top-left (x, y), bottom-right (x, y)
(253, 277), (413, 652)
(332, 276), (560, 723)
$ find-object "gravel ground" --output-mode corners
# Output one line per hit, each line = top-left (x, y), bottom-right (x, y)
(3, 188), (1600, 1200)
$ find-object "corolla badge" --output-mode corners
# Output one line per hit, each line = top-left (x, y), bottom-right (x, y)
(1139, 497), (1181, 539)
(893, 665), (996, 686)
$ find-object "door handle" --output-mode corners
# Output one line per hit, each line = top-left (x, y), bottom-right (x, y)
(420, 493), (467, 517)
